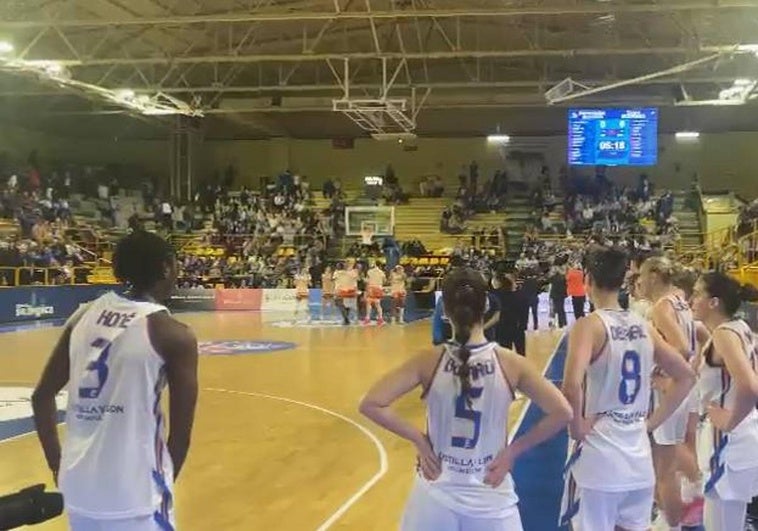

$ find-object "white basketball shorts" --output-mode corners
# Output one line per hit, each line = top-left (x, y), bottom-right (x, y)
(69, 513), (174, 531)
(571, 486), (654, 531)
(400, 480), (523, 531)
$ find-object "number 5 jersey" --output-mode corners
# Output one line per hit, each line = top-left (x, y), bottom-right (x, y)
(419, 341), (518, 518)
(60, 291), (174, 523)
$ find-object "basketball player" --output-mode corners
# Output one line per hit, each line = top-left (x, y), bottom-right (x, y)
(364, 262), (387, 326)
(360, 267), (573, 531)
(560, 247), (695, 531)
(690, 272), (758, 531)
(293, 267), (311, 322)
(32, 231), (198, 531)
(334, 259), (358, 325)
(320, 265), (335, 321)
(389, 265), (407, 324)
(638, 257), (702, 529)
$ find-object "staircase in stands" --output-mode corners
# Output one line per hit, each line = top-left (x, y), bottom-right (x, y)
(671, 190), (704, 253)
(502, 194), (535, 261)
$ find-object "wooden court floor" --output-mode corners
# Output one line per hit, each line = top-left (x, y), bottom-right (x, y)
(0, 312), (561, 531)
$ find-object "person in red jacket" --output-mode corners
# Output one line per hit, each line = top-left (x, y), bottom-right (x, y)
(566, 263), (586, 320)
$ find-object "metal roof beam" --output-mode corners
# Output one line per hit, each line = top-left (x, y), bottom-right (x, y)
(35, 45), (749, 66)
(2, 2), (757, 28)
(0, 76), (744, 97)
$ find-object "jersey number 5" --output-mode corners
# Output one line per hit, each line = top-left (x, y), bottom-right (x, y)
(78, 337), (112, 399)
(451, 387), (484, 449)
(618, 350), (641, 405)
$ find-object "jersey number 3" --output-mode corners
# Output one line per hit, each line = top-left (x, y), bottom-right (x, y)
(452, 387), (484, 449)
(618, 350), (641, 405)
(78, 337), (112, 399)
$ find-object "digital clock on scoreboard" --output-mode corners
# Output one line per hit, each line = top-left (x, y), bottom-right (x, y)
(568, 108), (658, 166)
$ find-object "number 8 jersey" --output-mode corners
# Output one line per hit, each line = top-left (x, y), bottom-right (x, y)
(419, 341), (518, 518)
(60, 292), (173, 522)
(571, 309), (655, 491)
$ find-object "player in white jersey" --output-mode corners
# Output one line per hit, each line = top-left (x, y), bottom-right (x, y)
(320, 265), (335, 321)
(360, 267), (572, 531)
(560, 247), (695, 531)
(389, 265), (408, 324)
(32, 231), (199, 531)
(293, 267), (311, 322)
(363, 262), (386, 326)
(638, 257), (703, 529)
(334, 260), (359, 325)
(690, 271), (758, 531)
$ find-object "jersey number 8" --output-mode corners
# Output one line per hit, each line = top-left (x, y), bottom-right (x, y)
(618, 350), (641, 405)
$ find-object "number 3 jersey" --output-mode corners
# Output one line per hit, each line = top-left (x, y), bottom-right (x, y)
(570, 309), (655, 491)
(420, 341), (518, 518)
(61, 292), (173, 521)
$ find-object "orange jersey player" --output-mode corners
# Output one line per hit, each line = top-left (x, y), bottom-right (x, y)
(390, 265), (408, 324)
(293, 269), (311, 322)
(320, 265), (335, 321)
(364, 263), (387, 325)
(334, 261), (359, 325)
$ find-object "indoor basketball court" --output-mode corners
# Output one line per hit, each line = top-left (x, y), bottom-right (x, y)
(0, 312), (563, 530)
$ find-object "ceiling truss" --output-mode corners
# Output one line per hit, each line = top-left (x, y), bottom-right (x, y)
(2, 0), (758, 135)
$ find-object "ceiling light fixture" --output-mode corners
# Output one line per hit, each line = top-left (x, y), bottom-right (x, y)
(486, 134), (510, 144)
(675, 131), (700, 140)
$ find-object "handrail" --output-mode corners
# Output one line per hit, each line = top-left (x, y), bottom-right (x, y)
(0, 266), (95, 287)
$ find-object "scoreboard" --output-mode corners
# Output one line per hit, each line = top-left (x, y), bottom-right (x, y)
(568, 108), (658, 166)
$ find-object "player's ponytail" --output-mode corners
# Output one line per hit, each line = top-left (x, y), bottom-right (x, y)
(441, 268), (488, 405)
(451, 297), (475, 403)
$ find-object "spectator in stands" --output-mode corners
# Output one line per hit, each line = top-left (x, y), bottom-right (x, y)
(322, 178), (336, 199)
(637, 174), (652, 201)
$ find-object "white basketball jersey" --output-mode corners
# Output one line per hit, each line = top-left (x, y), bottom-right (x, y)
(60, 292), (174, 522)
(571, 309), (655, 491)
(420, 342), (518, 518)
(662, 293), (697, 358)
(699, 319), (758, 471)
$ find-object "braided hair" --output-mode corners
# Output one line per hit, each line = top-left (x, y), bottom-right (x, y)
(441, 267), (488, 404)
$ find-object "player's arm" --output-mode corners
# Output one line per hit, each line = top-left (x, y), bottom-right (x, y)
(500, 348), (572, 459)
(707, 329), (758, 432)
(562, 315), (600, 441)
(359, 352), (431, 445)
(647, 324), (696, 432)
(150, 313), (199, 479)
(651, 302), (690, 357)
(31, 325), (72, 483)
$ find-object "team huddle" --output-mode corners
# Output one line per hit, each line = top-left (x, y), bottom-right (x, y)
(26, 230), (758, 531)
(293, 259), (408, 325)
(361, 247), (758, 531)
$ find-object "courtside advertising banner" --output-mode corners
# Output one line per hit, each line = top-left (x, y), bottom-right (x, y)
(260, 289), (297, 311)
(0, 285), (123, 325)
(214, 288), (263, 311)
(166, 289), (217, 312)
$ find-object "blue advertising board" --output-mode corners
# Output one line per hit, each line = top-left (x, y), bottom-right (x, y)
(0, 285), (124, 325)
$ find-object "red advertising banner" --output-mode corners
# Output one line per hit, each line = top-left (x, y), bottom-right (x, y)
(214, 288), (263, 311)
